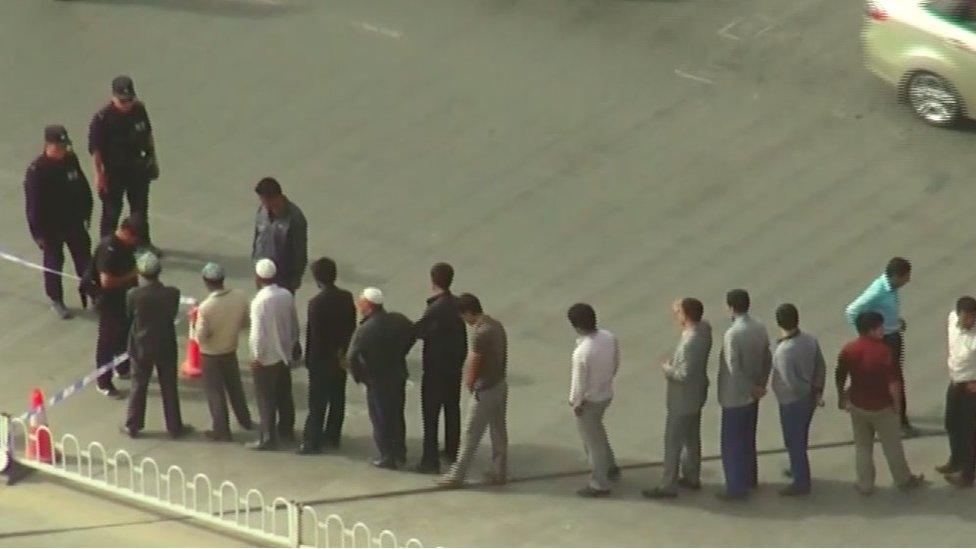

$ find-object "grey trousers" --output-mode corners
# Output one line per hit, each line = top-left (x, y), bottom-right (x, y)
(201, 353), (252, 436)
(576, 399), (618, 490)
(849, 405), (912, 491)
(445, 380), (508, 482)
(660, 410), (702, 490)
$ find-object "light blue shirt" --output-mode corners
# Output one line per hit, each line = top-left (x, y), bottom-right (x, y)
(845, 274), (900, 335)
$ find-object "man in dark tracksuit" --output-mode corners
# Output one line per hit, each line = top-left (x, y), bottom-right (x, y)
(121, 253), (190, 438)
(414, 263), (467, 474)
(348, 288), (417, 469)
(91, 217), (140, 398)
(297, 257), (357, 455)
(88, 75), (160, 253)
(24, 125), (93, 319)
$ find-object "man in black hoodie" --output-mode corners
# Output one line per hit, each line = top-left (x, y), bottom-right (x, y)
(414, 263), (467, 474)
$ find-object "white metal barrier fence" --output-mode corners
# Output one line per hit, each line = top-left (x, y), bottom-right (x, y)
(3, 416), (424, 548)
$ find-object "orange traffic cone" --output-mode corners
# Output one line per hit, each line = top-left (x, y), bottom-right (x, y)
(26, 389), (53, 464)
(180, 307), (202, 379)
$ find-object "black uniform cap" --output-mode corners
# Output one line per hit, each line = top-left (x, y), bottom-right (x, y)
(111, 75), (136, 100)
(44, 125), (71, 146)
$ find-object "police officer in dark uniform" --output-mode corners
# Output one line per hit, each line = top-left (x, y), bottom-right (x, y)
(88, 75), (161, 255)
(24, 125), (93, 320)
(90, 216), (140, 398)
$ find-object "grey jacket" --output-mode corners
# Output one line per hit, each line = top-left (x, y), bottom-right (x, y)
(347, 308), (417, 385)
(251, 199), (308, 291)
(717, 314), (772, 409)
(126, 279), (180, 365)
(771, 332), (826, 405)
(662, 321), (712, 415)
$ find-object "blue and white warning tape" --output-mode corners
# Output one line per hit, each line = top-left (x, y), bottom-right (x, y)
(0, 247), (198, 422)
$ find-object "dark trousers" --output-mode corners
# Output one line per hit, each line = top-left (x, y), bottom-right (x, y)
(721, 401), (759, 496)
(661, 410), (702, 490)
(201, 353), (252, 437)
(41, 227), (91, 304)
(302, 369), (347, 448)
(100, 177), (151, 244)
(252, 363), (295, 445)
(945, 382), (976, 480)
(366, 377), (407, 464)
(883, 332), (909, 426)
(96, 300), (130, 388)
(125, 357), (182, 435)
(420, 370), (462, 465)
(779, 396), (815, 490)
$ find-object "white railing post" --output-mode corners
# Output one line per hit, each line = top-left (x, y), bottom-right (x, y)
(288, 500), (300, 547)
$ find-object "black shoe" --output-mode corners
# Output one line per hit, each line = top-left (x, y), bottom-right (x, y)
(414, 462), (440, 475)
(98, 386), (123, 399)
(51, 301), (72, 320)
(715, 491), (749, 502)
(779, 485), (810, 497)
(322, 438), (340, 449)
(295, 443), (321, 455)
(246, 440), (277, 451)
(608, 465), (621, 481)
(936, 462), (959, 475)
(439, 449), (457, 462)
(278, 431), (296, 444)
(642, 488), (678, 499)
(396, 456), (407, 467)
(898, 474), (927, 491)
(677, 478), (702, 490)
(944, 472), (974, 488)
(205, 430), (232, 442)
(171, 424), (194, 439)
(372, 459), (397, 470)
(576, 487), (611, 498)
(239, 420), (255, 431)
(118, 424), (138, 439)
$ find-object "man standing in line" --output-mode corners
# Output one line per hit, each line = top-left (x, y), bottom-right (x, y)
(438, 293), (509, 488)
(770, 303), (825, 496)
(415, 263), (467, 474)
(845, 257), (915, 437)
(251, 177), (308, 295)
(347, 288), (416, 469)
(297, 258), (357, 455)
(121, 253), (191, 438)
(24, 125), (93, 319)
(246, 259), (300, 451)
(937, 296), (976, 487)
(566, 303), (621, 498)
(196, 262), (253, 442)
(90, 216), (141, 398)
(644, 298), (711, 499)
(836, 311), (925, 494)
(717, 289), (772, 501)
(88, 75), (161, 254)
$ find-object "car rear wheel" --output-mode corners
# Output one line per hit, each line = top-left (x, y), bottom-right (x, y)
(905, 71), (963, 128)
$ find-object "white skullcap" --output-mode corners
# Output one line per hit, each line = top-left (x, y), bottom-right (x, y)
(255, 258), (277, 279)
(361, 287), (384, 305)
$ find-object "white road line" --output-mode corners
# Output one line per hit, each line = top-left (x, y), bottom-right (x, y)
(352, 21), (404, 40)
(674, 69), (716, 86)
(718, 18), (743, 40)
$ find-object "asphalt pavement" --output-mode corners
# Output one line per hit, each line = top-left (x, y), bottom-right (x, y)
(1, 0), (975, 546)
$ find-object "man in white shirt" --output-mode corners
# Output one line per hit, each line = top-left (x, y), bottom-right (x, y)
(939, 296), (976, 487)
(567, 303), (620, 498)
(246, 258), (300, 450)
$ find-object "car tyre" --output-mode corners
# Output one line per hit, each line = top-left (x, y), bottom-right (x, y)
(903, 71), (964, 128)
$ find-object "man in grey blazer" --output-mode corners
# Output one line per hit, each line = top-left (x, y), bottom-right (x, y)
(121, 253), (191, 439)
(717, 289), (772, 501)
(644, 298), (712, 499)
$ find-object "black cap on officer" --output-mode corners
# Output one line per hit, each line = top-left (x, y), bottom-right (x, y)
(111, 75), (136, 101)
(44, 125), (72, 147)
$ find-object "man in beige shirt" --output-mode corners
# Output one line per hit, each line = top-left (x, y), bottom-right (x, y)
(196, 262), (253, 441)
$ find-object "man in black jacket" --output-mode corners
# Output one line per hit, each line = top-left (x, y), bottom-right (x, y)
(348, 288), (416, 469)
(24, 125), (94, 319)
(297, 257), (357, 455)
(415, 263), (467, 473)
